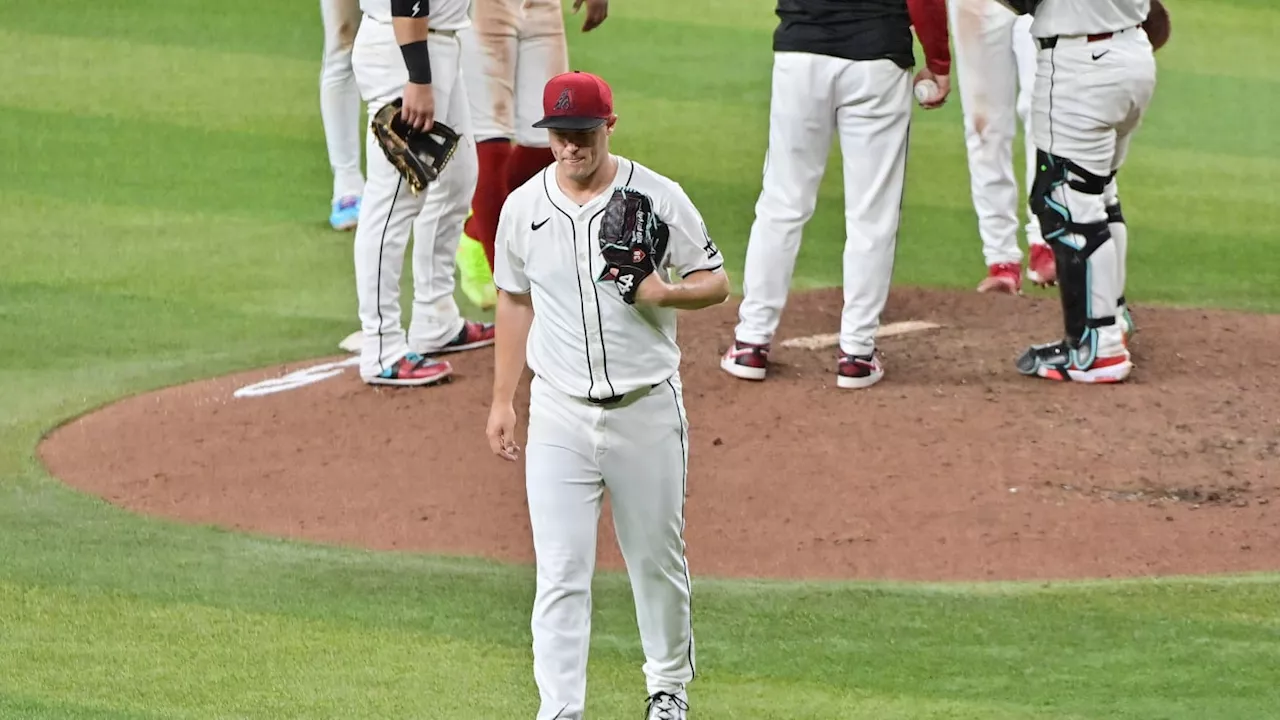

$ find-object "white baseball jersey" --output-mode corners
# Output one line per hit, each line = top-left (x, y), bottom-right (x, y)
(494, 156), (726, 401)
(359, 0), (471, 32)
(1031, 0), (1149, 37)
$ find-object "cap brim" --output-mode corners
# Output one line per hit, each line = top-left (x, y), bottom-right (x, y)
(531, 116), (607, 131)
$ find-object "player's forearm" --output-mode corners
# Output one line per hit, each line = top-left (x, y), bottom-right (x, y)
(391, 0), (431, 83)
(907, 0), (951, 76)
(655, 270), (730, 310)
(492, 291), (534, 404)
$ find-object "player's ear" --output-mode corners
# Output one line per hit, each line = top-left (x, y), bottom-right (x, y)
(605, 114), (618, 135)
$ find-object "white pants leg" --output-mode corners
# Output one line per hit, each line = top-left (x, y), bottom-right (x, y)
(1011, 13), (1044, 247)
(407, 38), (479, 353)
(351, 19), (421, 378)
(948, 0), (1023, 266)
(524, 376), (694, 719)
(319, 0), (366, 201)
(1031, 28), (1156, 354)
(835, 59), (912, 357)
(603, 378), (694, 699)
(733, 52), (838, 346)
(513, 0), (568, 148)
(460, 0), (519, 143)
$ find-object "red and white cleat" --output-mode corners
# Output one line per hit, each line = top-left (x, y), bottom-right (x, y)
(977, 262), (1023, 294)
(1026, 243), (1057, 287)
(720, 340), (770, 381)
(366, 352), (453, 387)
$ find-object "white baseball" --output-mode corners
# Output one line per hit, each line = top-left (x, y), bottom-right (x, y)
(914, 79), (938, 105)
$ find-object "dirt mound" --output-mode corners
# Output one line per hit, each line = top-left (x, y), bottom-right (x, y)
(39, 287), (1280, 582)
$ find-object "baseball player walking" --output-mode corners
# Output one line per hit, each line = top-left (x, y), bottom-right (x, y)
(1012, 0), (1160, 383)
(721, 0), (952, 389)
(319, 0), (366, 230)
(349, 0), (496, 386)
(453, 0), (610, 311)
(948, 0), (1056, 293)
(486, 71), (729, 720)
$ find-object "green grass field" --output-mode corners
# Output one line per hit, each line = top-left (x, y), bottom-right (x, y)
(3, 0), (1279, 717)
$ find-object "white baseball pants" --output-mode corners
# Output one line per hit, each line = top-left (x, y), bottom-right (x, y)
(524, 375), (695, 720)
(735, 52), (912, 357)
(459, 0), (568, 146)
(947, 0), (1043, 266)
(319, 0), (366, 202)
(1032, 26), (1156, 352)
(350, 20), (479, 380)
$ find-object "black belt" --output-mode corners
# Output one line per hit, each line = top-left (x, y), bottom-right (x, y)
(586, 383), (660, 406)
(364, 13), (456, 36)
(1037, 26), (1140, 51)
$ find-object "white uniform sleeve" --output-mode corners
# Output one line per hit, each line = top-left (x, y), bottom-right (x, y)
(657, 183), (725, 279)
(493, 197), (531, 294)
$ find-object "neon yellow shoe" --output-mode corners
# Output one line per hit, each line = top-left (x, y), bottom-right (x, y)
(457, 221), (497, 310)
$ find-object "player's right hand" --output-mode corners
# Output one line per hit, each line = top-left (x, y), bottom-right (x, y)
(486, 403), (520, 462)
(912, 69), (950, 110)
(401, 82), (435, 131)
(572, 0), (608, 31)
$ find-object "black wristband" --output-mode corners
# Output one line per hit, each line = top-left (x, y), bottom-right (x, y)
(400, 40), (431, 84)
(391, 0), (427, 17)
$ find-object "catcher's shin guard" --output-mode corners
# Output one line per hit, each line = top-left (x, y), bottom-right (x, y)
(1106, 196), (1129, 325)
(1029, 150), (1121, 350)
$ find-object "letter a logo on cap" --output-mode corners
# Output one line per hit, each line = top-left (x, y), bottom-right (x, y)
(554, 88), (572, 111)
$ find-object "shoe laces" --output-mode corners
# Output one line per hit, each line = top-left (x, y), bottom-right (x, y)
(646, 691), (688, 719)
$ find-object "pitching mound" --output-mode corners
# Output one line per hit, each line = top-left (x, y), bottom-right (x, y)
(39, 287), (1280, 582)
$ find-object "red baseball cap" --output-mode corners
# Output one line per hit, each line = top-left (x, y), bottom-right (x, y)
(532, 71), (614, 131)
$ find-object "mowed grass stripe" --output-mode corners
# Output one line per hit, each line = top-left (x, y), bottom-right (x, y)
(0, 583), (534, 719)
(0, 696), (167, 720)
(3, 544), (1279, 719)
(0, 0), (318, 60)
(0, 584), (1097, 720)
(0, 29), (337, 140)
(0, 106), (330, 221)
(0, 192), (355, 316)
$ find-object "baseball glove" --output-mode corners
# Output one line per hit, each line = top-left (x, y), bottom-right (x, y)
(1144, 0), (1171, 51)
(371, 98), (460, 195)
(596, 187), (670, 304)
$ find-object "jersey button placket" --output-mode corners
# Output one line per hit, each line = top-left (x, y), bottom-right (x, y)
(578, 216), (608, 398)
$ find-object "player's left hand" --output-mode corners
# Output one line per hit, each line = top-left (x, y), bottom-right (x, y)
(912, 68), (950, 110)
(572, 0), (608, 31)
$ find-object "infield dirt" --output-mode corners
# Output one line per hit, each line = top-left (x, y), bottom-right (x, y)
(40, 287), (1280, 582)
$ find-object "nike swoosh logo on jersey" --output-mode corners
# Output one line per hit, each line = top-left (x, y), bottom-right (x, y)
(531, 218), (550, 231)
(1092, 50), (1110, 60)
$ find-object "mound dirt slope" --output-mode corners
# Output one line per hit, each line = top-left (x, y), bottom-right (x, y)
(40, 287), (1280, 582)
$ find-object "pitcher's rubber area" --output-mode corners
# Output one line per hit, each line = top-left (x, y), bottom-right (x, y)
(39, 287), (1280, 582)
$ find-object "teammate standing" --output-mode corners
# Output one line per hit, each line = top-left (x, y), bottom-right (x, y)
(486, 71), (729, 720)
(349, 0), (495, 386)
(1014, 0), (1159, 382)
(721, 0), (952, 389)
(948, 0), (1056, 292)
(454, 0), (611, 310)
(319, 0), (366, 230)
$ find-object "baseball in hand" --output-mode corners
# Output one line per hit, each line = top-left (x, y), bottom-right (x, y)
(914, 79), (939, 106)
